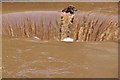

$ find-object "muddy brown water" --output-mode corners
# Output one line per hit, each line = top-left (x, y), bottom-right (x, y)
(2, 37), (118, 78)
(2, 2), (118, 15)
(2, 2), (118, 78)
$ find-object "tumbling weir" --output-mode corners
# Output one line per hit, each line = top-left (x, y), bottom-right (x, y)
(2, 7), (118, 42)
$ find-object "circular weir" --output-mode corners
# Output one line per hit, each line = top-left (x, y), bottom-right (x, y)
(2, 11), (118, 42)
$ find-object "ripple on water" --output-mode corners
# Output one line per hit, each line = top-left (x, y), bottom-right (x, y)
(18, 56), (87, 77)
(16, 68), (73, 75)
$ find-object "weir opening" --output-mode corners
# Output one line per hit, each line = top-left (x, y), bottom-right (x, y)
(2, 11), (118, 42)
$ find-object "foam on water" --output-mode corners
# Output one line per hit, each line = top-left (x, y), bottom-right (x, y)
(62, 37), (74, 42)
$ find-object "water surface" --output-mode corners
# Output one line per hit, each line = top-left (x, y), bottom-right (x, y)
(2, 38), (118, 78)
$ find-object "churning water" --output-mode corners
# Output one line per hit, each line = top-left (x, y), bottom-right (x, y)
(2, 11), (118, 41)
(2, 37), (118, 78)
(2, 11), (118, 78)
